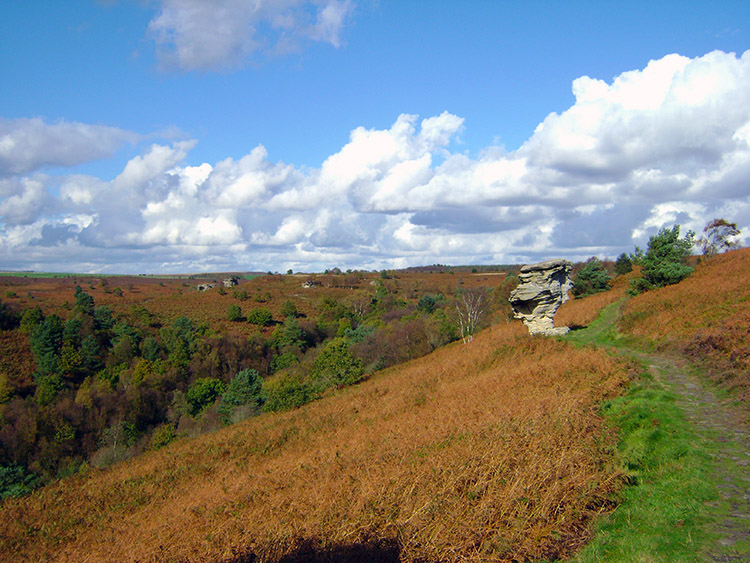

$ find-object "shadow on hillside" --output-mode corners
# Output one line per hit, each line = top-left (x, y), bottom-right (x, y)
(222, 538), (401, 563)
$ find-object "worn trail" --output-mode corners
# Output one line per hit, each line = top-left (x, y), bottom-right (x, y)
(567, 299), (750, 560)
(637, 351), (750, 561)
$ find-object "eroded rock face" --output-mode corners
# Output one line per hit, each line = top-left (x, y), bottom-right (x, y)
(509, 259), (573, 336)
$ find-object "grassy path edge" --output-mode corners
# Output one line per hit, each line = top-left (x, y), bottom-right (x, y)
(564, 300), (719, 562)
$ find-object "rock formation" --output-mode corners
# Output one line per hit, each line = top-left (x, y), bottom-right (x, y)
(509, 259), (573, 336)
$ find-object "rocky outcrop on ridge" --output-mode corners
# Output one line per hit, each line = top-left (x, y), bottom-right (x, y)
(509, 259), (573, 336)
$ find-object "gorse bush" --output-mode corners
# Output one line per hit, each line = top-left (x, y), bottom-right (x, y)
(226, 304), (242, 322)
(262, 372), (313, 412)
(246, 307), (273, 326)
(280, 300), (298, 318)
(149, 423), (176, 450)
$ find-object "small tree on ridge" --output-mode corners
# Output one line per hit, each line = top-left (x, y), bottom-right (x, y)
(698, 218), (741, 256)
(630, 225), (695, 294)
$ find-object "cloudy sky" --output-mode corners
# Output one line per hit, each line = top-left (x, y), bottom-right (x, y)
(1, 1), (749, 273)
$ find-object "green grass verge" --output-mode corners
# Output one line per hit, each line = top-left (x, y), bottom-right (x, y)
(564, 301), (718, 562)
(572, 372), (716, 562)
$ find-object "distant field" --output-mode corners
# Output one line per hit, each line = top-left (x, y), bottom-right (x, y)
(0, 271), (263, 280)
(0, 272), (107, 278)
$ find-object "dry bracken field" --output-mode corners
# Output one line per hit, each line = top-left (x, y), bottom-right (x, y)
(0, 318), (629, 562)
(619, 247), (750, 403)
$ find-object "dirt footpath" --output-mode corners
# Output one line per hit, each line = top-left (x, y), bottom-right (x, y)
(642, 353), (750, 562)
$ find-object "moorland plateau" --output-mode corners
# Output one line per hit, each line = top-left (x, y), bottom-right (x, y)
(0, 247), (748, 562)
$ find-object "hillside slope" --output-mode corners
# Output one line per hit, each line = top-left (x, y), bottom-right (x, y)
(0, 320), (629, 562)
(619, 247), (750, 405)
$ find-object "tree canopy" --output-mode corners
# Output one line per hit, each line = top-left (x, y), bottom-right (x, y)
(630, 225), (695, 294)
(572, 258), (611, 297)
(698, 218), (741, 256)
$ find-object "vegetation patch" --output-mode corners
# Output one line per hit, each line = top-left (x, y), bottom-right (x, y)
(0, 320), (629, 562)
(572, 358), (716, 562)
(619, 247), (750, 406)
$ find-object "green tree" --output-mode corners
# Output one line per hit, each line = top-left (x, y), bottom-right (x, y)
(0, 463), (40, 500)
(160, 316), (196, 368)
(19, 306), (44, 334)
(417, 294), (438, 314)
(30, 314), (64, 376)
(218, 369), (263, 424)
(59, 342), (84, 378)
(310, 338), (364, 391)
(270, 351), (299, 373)
(141, 336), (160, 362)
(73, 286), (95, 316)
(0, 299), (20, 331)
(572, 257), (611, 297)
(112, 322), (141, 348)
(62, 318), (82, 347)
(226, 304), (243, 322)
(186, 377), (227, 416)
(698, 218), (741, 256)
(280, 300), (298, 318)
(80, 334), (102, 373)
(246, 307), (273, 326)
(630, 225), (695, 294)
(93, 306), (115, 332)
(614, 252), (633, 275)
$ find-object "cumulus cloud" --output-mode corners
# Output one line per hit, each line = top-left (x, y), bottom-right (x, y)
(0, 118), (138, 176)
(0, 177), (48, 225)
(148, 0), (354, 71)
(2, 50), (750, 272)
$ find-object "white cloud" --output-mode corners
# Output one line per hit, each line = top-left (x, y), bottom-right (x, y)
(148, 0), (355, 71)
(0, 177), (47, 225)
(308, 0), (353, 47)
(114, 141), (196, 191)
(2, 50), (750, 273)
(0, 118), (138, 176)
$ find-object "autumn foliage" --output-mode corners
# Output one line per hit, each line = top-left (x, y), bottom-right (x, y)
(0, 317), (629, 562)
(0, 270), (512, 486)
(619, 247), (750, 403)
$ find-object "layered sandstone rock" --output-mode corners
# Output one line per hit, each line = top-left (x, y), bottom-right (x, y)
(509, 259), (573, 336)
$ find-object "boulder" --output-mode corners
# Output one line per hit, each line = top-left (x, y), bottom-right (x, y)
(509, 259), (573, 336)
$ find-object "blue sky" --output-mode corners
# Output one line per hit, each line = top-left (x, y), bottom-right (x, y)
(1, 1), (749, 273)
